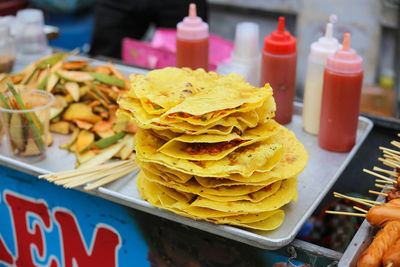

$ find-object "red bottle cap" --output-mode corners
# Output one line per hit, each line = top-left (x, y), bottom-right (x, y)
(263, 17), (296, 55)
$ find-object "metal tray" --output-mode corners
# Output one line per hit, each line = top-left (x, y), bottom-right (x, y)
(338, 195), (386, 266)
(0, 60), (373, 250)
(338, 220), (375, 266)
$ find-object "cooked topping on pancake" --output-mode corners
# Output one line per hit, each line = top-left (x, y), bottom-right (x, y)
(184, 139), (249, 156)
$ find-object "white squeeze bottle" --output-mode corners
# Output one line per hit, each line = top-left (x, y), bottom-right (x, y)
(302, 15), (339, 135)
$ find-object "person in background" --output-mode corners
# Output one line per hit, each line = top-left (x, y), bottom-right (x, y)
(89, 0), (208, 59)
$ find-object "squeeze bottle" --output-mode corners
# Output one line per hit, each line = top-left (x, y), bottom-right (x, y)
(216, 22), (260, 86)
(302, 17), (339, 135)
(260, 17), (297, 125)
(318, 33), (363, 152)
(176, 3), (209, 71)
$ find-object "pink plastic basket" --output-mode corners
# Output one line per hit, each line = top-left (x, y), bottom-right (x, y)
(122, 28), (233, 70)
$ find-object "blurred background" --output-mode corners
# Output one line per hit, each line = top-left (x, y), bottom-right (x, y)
(1, 0), (399, 125)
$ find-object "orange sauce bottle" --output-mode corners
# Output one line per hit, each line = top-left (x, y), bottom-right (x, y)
(260, 17), (297, 125)
(318, 33), (363, 152)
(176, 3), (209, 71)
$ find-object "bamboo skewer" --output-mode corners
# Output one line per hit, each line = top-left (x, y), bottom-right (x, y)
(379, 157), (400, 169)
(382, 160), (398, 169)
(391, 141), (400, 149)
(369, 190), (388, 197)
(383, 154), (400, 164)
(325, 210), (366, 217)
(54, 161), (137, 185)
(333, 192), (380, 207)
(63, 163), (137, 188)
(333, 192), (382, 205)
(383, 149), (400, 159)
(40, 159), (139, 190)
(353, 206), (368, 213)
(380, 146), (400, 156)
(375, 183), (395, 190)
(376, 179), (394, 184)
(373, 166), (398, 177)
(363, 169), (396, 184)
(383, 153), (400, 163)
(84, 166), (135, 190)
(39, 160), (133, 180)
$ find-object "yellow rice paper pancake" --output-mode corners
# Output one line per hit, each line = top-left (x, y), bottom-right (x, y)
(137, 172), (285, 231)
(140, 167), (265, 197)
(127, 68), (272, 124)
(117, 106), (247, 135)
(135, 128), (284, 177)
(197, 180), (282, 203)
(194, 176), (284, 188)
(157, 120), (280, 161)
(189, 177), (297, 213)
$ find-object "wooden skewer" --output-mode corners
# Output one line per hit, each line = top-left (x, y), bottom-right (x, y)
(376, 179), (394, 184)
(40, 159), (139, 190)
(39, 160), (133, 180)
(383, 149), (398, 156)
(325, 210), (366, 217)
(382, 160), (398, 169)
(53, 161), (137, 184)
(363, 169), (396, 184)
(387, 263), (393, 267)
(333, 192), (380, 207)
(373, 166), (398, 177)
(383, 149), (400, 159)
(391, 141), (400, 149)
(333, 192), (382, 205)
(63, 163), (137, 188)
(353, 206), (368, 213)
(383, 154), (400, 164)
(383, 153), (400, 162)
(380, 146), (400, 156)
(84, 165), (138, 190)
(375, 183), (395, 190)
(369, 190), (388, 197)
(379, 157), (400, 168)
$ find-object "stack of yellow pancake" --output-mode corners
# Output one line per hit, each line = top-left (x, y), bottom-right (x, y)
(118, 67), (308, 231)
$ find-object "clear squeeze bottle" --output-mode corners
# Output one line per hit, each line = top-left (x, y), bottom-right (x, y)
(216, 22), (260, 86)
(302, 17), (339, 135)
(260, 17), (297, 125)
(176, 3), (209, 71)
(318, 33), (363, 152)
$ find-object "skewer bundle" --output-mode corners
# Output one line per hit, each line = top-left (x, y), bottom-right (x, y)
(39, 159), (139, 190)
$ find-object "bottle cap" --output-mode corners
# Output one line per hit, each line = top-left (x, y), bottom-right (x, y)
(326, 33), (363, 73)
(310, 15), (340, 60)
(263, 17), (296, 55)
(177, 3), (209, 40)
(231, 22), (260, 63)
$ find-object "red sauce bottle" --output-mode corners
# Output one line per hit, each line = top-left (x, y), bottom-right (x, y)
(319, 33), (363, 152)
(260, 17), (297, 124)
(176, 3), (209, 71)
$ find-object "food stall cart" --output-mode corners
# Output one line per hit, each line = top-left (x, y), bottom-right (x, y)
(0, 55), (378, 266)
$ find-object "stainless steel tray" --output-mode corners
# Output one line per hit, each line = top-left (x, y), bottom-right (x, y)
(338, 220), (375, 266)
(338, 195), (385, 266)
(0, 59), (373, 250)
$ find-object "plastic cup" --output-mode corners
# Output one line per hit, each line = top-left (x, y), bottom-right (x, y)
(0, 90), (54, 162)
(15, 9), (48, 54)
